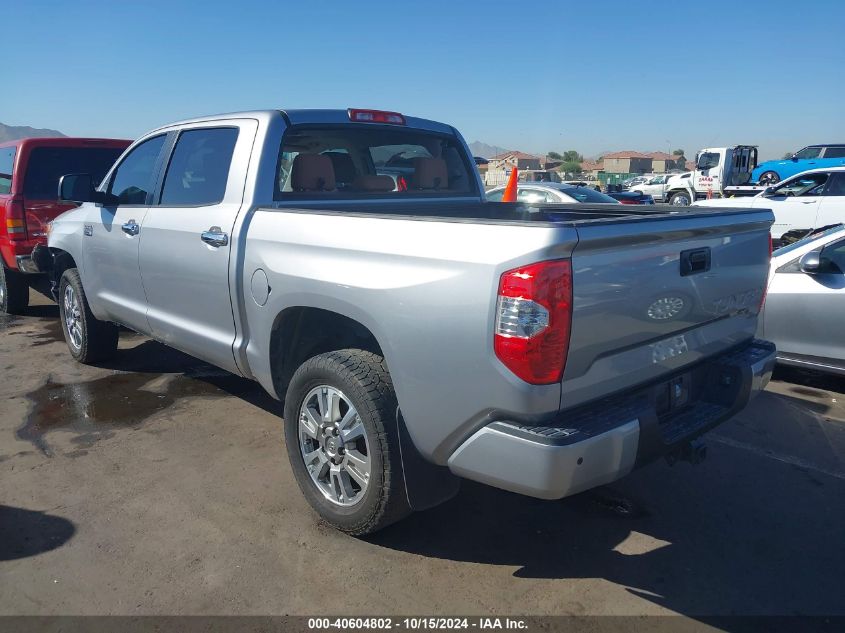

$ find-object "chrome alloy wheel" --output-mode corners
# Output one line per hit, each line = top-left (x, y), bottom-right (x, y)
(298, 385), (371, 507)
(63, 285), (83, 349)
(671, 193), (691, 206)
(647, 296), (686, 320)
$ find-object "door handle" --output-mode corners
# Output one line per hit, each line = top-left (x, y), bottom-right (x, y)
(200, 226), (228, 247)
(121, 220), (140, 236)
(801, 200), (817, 204)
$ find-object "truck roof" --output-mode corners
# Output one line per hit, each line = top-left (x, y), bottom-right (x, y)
(147, 109), (456, 136)
(0, 137), (131, 150)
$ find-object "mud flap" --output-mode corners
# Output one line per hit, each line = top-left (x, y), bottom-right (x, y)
(396, 408), (461, 511)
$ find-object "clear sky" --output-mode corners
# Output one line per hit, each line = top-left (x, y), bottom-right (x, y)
(6, 0), (845, 160)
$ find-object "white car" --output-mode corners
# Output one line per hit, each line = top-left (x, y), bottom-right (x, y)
(486, 182), (620, 204)
(630, 174), (673, 202)
(761, 224), (845, 375)
(693, 166), (845, 241)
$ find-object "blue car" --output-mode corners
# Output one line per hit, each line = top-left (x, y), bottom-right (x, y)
(753, 144), (845, 185)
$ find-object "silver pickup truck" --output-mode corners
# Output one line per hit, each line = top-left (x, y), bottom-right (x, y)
(38, 108), (776, 535)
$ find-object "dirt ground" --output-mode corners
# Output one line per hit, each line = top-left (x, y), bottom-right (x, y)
(1, 291), (844, 618)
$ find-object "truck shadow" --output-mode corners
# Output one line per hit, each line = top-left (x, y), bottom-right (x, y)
(368, 398), (845, 616)
(0, 505), (76, 561)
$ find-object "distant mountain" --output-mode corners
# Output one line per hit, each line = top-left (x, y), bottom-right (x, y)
(469, 141), (510, 159)
(0, 122), (65, 143)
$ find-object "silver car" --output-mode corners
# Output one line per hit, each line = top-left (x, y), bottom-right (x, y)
(486, 181), (619, 204)
(761, 224), (845, 375)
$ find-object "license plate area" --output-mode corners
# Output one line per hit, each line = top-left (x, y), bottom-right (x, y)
(655, 372), (694, 419)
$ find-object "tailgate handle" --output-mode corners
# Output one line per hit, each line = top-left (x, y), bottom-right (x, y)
(680, 247), (711, 276)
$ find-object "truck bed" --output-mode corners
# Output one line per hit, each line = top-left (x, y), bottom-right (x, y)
(266, 200), (763, 226)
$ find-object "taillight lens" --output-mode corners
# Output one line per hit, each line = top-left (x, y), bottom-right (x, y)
(494, 260), (573, 384)
(6, 196), (27, 241)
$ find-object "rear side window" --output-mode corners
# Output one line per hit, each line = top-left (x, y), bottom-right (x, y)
(824, 146), (845, 159)
(275, 126), (476, 200)
(108, 135), (167, 205)
(23, 146), (125, 199)
(160, 128), (239, 206)
(0, 147), (14, 194)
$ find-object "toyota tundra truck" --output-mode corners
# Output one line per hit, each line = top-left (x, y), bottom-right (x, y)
(38, 108), (777, 535)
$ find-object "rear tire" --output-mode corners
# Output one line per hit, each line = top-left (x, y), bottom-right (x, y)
(669, 191), (692, 206)
(758, 171), (780, 185)
(0, 265), (30, 314)
(283, 349), (411, 535)
(58, 268), (119, 364)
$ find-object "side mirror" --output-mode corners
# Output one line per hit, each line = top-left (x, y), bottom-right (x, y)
(799, 251), (821, 273)
(59, 173), (102, 203)
(762, 186), (776, 196)
(790, 154), (798, 162)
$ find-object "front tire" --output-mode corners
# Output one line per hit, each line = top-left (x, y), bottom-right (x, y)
(58, 268), (119, 364)
(0, 265), (30, 314)
(669, 191), (692, 206)
(283, 349), (410, 535)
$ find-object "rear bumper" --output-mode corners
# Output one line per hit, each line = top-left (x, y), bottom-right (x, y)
(447, 339), (776, 500)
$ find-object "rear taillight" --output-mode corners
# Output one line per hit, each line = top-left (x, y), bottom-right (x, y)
(6, 196), (27, 241)
(617, 199), (637, 205)
(494, 260), (573, 384)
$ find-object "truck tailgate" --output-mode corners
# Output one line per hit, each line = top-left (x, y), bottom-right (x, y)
(561, 209), (773, 408)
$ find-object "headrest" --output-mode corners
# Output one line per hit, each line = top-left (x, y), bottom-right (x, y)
(353, 175), (395, 192)
(323, 152), (356, 184)
(411, 157), (448, 190)
(291, 154), (336, 192)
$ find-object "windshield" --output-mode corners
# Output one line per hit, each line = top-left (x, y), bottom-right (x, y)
(793, 146), (822, 160)
(275, 126), (477, 200)
(561, 186), (619, 203)
(23, 146), (125, 199)
(774, 224), (845, 257)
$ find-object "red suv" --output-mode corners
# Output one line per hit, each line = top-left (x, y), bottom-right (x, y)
(0, 137), (130, 313)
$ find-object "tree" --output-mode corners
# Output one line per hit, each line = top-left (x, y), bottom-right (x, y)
(547, 151), (563, 160)
(562, 150), (583, 163)
(672, 149), (685, 157)
(561, 160), (582, 175)
(782, 151), (794, 159)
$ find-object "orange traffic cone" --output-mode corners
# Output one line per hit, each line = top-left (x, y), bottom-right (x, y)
(502, 167), (519, 202)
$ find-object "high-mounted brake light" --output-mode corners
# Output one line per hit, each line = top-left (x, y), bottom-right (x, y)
(6, 196), (27, 241)
(494, 260), (573, 384)
(348, 109), (406, 125)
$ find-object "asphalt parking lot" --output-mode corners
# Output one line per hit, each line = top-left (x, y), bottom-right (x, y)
(1, 292), (844, 618)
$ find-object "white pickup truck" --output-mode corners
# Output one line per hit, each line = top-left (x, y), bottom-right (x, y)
(37, 108), (777, 535)
(665, 146), (765, 205)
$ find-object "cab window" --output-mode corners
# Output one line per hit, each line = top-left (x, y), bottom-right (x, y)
(275, 126), (476, 200)
(159, 128), (239, 206)
(0, 147), (14, 194)
(697, 153), (720, 170)
(108, 135), (167, 205)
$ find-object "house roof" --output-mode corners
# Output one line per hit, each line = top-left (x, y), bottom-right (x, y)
(646, 151), (676, 160)
(580, 160), (604, 171)
(601, 150), (652, 159)
(490, 150), (540, 161)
